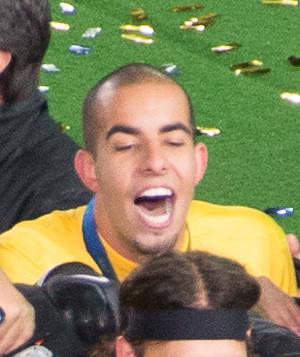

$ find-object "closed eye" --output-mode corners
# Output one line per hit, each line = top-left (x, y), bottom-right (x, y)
(115, 144), (134, 152)
(166, 140), (184, 147)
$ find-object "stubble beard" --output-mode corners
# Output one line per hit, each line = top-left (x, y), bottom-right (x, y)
(131, 231), (180, 259)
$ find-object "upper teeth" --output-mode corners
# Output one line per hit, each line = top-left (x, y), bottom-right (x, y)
(140, 188), (172, 197)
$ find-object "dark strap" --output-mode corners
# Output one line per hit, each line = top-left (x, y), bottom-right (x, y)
(82, 198), (117, 281)
(125, 309), (249, 341)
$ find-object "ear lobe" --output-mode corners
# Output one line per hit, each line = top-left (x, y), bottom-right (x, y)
(115, 336), (136, 357)
(194, 143), (208, 185)
(74, 149), (98, 193)
(0, 51), (12, 74)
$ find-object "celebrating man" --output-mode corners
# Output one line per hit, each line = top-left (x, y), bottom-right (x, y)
(0, 63), (299, 354)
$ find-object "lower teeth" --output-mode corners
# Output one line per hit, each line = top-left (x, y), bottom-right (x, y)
(141, 197), (172, 224)
(141, 211), (171, 224)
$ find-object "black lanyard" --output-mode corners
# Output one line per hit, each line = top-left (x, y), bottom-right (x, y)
(82, 198), (117, 281)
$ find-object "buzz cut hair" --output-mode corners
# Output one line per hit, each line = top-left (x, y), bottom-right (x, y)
(82, 63), (196, 157)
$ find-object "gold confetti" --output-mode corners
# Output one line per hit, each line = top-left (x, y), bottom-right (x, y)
(38, 86), (50, 94)
(181, 13), (218, 32)
(130, 8), (147, 20)
(196, 126), (220, 137)
(280, 92), (300, 105)
(212, 43), (241, 53)
(50, 21), (70, 32)
(188, 13), (218, 25)
(121, 34), (153, 45)
(230, 59), (263, 71)
(120, 24), (154, 36)
(180, 24), (205, 32)
(184, 18), (214, 27)
(57, 122), (71, 133)
(235, 68), (271, 76)
(262, 0), (298, 5)
(196, 13), (218, 21)
(171, 4), (204, 12)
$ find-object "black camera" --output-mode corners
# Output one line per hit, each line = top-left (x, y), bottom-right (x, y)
(4, 263), (120, 357)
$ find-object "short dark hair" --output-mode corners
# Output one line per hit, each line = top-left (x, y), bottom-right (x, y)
(82, 63), (196, 157)
(0, 0), (51, 103)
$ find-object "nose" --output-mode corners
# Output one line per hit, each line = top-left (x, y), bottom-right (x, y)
(139, 141), (168, 175)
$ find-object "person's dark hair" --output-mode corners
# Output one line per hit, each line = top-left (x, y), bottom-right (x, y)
(121, 251), (260, 312)
(120, 251), (261, 357)
(82, 63), (196, 158)
(88, 251), (260, 357)
(0, 0), (51, 103)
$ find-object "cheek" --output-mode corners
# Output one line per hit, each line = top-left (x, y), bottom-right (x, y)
(175, 156), (198, 184)
(182, 153), (204, 186)
(95, 160), (131, 196)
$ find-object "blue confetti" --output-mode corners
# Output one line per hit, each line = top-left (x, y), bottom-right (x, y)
(69, 45), (94, 55)
(264, 207), (294, 218)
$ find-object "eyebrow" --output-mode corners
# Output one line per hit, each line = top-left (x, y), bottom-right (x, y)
(106, 123), (192, 140)
(160, 123), (192, 136)
(106, 125), (141, 140)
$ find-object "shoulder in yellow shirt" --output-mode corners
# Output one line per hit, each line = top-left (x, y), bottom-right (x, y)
(187, 201), (297, 296)
(0, 206), (100, 284)
(0, 200), (297, 295)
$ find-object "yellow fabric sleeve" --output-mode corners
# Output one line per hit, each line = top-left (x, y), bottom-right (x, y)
(0, 206), (101, 284)
(0, 200), (297, 297)
(187, 201), (297, 296)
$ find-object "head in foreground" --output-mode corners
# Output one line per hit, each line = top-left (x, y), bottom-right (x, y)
(116, 250), (261, 357)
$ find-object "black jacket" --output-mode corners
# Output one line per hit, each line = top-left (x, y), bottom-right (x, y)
(0, 90), (92, 233)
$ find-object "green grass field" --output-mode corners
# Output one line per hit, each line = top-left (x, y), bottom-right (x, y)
(44, 0), (300, 237)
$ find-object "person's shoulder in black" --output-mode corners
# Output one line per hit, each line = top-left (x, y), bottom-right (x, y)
(0, 0), (92, 233)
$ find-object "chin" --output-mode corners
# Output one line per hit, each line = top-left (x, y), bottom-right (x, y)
(133, 234), (179, 257)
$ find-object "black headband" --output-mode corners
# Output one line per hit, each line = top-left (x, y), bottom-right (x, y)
(125, 309), (249, 341)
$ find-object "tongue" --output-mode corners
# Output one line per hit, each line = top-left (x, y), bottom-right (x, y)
(136, 197), (171, 217)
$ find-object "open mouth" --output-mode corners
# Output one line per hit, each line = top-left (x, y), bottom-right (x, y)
(134, 187), (174, 226)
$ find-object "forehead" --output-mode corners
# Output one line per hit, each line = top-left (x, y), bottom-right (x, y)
(145, 340), (247, 357)
(97, 82), (191, 132)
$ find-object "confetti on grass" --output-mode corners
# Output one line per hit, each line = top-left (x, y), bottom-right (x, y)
(196, 127), (220, 137)
(264, 207), (294, 217)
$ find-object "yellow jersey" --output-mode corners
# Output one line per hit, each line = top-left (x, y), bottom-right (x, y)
(0, 200), (296, 295)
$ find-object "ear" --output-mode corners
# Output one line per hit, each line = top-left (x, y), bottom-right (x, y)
(246, 328), (252, 338)
(74, 149), (98, 193)
(115, 336), (136, 357)
(193, 143), (208, 185)
(0, 51), (11, 73)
